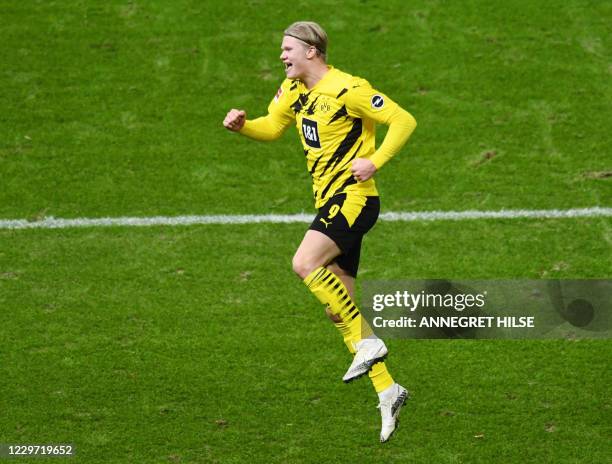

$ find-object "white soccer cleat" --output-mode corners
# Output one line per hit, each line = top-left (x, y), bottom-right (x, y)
(378, 384), (409, 443)
(342, 338), (388, 383)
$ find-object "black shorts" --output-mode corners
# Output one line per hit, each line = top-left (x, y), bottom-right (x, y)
(309, 193), (380, 277)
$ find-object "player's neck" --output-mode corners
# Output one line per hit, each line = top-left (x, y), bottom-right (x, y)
(302, 63), (330, 89)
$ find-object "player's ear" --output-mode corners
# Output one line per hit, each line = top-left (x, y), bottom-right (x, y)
(306, 46), (317, 59)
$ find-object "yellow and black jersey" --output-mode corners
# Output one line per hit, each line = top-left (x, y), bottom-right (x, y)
(240, 66), (416, 208)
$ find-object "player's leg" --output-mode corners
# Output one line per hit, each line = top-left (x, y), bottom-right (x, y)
(292, 229), (373, 350)
(324, 261), (354, 323)
(292, 229), (371, 356)
(326, 256), (393, 387)
(318, 198), (407, 443)
(294, 229), (385, 365)
(296, 237), (373, 347)
(296, 194), (387, 379)
(321, 261), (360, 354)
(326, 260), (407, 443)
(326, 261), (392, 381)
(292, 229), (342, 279)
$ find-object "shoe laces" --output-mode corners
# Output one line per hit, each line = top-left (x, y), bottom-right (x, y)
(377, 387), (398, 415)
(377, 399), (393, 414)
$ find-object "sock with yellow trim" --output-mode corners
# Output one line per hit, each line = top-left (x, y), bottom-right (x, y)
(304, 266), (370, 348)
(331, 310), (361, 353)
(304, 266), (394, 392)
(369, 362), (394, 393)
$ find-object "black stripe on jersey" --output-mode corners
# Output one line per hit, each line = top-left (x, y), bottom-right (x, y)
(329, 105), (349, 124)
(290, 81), (298, 91)
(306, 96), (319, 115)
(332, 173), (358, 197)
(310, 155), (322, 177)
(330, 140), (367, 196)
(322, 118), (363, 175)
(304, 149), (309, 157)
(326, 143), (362, 196)
(320, 168), (351, 199)
(336, 141), (363, 172)
(291, 93), (310, 114)
(336, 88), (348, 99)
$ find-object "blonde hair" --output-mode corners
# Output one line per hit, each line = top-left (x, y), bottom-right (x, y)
(284, 21), (328, 60)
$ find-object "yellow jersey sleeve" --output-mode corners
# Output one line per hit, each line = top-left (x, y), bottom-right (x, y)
(344, 81), (416, 169)
(239, 79), (296, 141)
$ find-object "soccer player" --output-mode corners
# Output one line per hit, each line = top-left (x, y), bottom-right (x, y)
(223, 21), (416, 442)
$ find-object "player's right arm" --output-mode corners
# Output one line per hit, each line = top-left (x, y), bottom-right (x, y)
(223, 109), (247, 131)
(222, 80), (295, 141)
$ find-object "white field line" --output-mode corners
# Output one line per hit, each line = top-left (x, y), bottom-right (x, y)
(0, 207), (611, 230)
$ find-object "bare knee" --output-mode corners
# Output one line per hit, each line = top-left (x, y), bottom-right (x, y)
(292, 254), (321, 280)
(292, 230), (342, 280)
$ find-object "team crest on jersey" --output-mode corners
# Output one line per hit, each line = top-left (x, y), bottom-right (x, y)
(274, 86), (283, 102)
(319, 99), (331, 113)
(301, 118), (321, 148)
(371, 94), (384, 109)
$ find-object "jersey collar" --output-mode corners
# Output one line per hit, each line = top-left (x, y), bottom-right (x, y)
(303, 65), (336, 92)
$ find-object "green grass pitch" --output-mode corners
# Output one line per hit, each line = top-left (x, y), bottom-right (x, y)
(1, 1), (610, 463)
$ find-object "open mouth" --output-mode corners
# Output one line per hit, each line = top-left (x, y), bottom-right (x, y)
(284, 63), (293, 71)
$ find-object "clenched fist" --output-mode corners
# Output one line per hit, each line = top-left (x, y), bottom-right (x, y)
(351, 158), (377, 182)
(223, 109), (246, 132)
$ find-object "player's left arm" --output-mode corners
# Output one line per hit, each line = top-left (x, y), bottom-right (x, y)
(346, 84), (416, 181)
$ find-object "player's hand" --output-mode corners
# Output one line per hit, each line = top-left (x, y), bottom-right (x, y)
(223, 109), (246, 132)
(351, 158), (377, 182)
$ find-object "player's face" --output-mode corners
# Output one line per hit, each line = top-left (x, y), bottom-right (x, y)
(280, 35), (312, 80)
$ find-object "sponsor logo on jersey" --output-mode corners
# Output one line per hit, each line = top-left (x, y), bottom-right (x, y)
(371, 94), (384, 109)
(274, 86), (283, 102)
(301, 118), (321, 148)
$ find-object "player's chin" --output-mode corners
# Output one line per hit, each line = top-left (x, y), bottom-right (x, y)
(285, 66), (297, 78)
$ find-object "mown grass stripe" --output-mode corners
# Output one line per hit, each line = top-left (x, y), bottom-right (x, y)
(0, 207), (610, 230)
